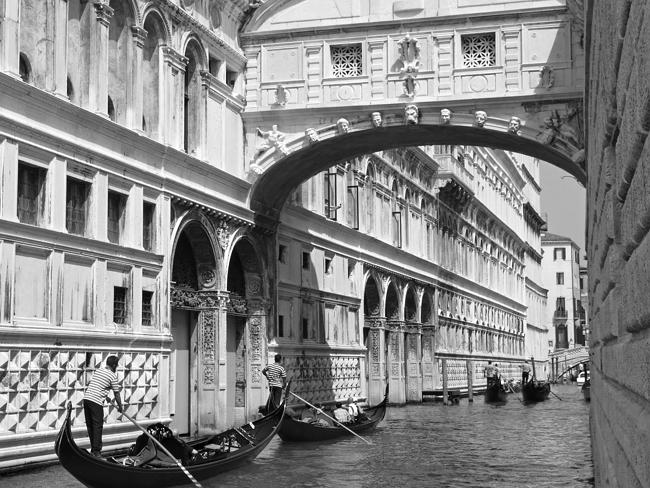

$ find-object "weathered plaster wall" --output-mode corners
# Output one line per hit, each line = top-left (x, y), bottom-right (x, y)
(586, 1), (650, 486)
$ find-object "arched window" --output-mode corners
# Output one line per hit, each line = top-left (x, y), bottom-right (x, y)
(365, 164), (375, 235)
(184, 40), (205, 156)
(142, 11), (166, 140)
(67, 77), (75, 102)
(108, 96), (116, 121)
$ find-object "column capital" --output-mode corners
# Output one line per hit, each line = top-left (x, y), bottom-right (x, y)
(94, 2), (114, 27)
(131, 25), (148, 48)
(162, 46), (188, 71)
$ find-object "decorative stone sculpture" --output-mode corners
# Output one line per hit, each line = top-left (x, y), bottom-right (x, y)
(404, 104), (419, 125)
(539, 65), (554, 89)
(336, 118), (350, 134)
(256, 124), (288, 155)
(474, 110), (487, 127)
(273, 84), (287, 106)
(398, 34), (420, 75)
(371, 112), (383, 128)
(305, 127), (320, 143)
(508, 116), (522, 135)
(440, 108), (452, 124)
(402, 75), (417, 98)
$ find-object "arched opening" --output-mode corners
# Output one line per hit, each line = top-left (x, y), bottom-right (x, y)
(108, 0), (134, 124)
(184, 39), (204, 156)
(66, 77), (75, 102)
(19, 53), (31, 84)
(107, 96), (116, 122)
(363, 275), (383, 404)
(405, 287), (417, 322)
(227, 238), (264, 425)
(170, 222), (217, 436)
(142, 11), (165, 140)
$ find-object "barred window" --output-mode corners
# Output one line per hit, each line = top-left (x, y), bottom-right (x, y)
(66, 178), (90, 236)
(461, 33), (496, 68)
(142, 290), (154, 326)
(17, 163), (46, 226)
(113, 286), (128, 324)
(331, 44), (363, 77)
(107, 191), (127, 244)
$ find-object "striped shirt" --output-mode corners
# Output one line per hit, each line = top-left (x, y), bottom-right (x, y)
(84, 367), (120, 406)
(262, 362), (286, 388)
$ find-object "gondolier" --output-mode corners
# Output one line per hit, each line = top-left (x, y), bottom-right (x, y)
(262, 354), (287, 411)
(520, 360), (532, 384)
(83, 355), (123, 457)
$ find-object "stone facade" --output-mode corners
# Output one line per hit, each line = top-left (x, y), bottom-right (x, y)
(586, 1), (650, 486)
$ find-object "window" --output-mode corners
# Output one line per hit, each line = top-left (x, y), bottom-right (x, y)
(553, 247), (566, 260)
(302, 251), (310, 270)
(107, 96), (116, 122)
(17, 163), (46, 225)
(278, 245), (287, 263)
(392, 211), (402, 248)
(325, 257), (333, 275)
(143, 202), (155, 251)
(347, 185), (359, 229)
(209, 57), (221, 77)
(107, 191), (127, 244)
(556, 272), (564, 285)
(331, 44), (363, 77)
(113, 286), (128, 324)
(278, 315), (285, 337)
(324, 171), (338, 220)
(19, 53), (31, 83)
(66, 178), (90, 236)
(141, 291), (153, 326)
(226, 69), (238, 88)
(556, 297), (565, 311)
(302, 317), (309, 339)
(461, 33), (496, 68)
(575, 250), (579, 261)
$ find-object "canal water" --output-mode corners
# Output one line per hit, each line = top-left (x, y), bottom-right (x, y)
(7, 384), (593, 488)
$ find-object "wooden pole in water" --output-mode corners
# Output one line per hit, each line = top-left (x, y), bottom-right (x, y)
(442, 358), (448, 405)
(466, 359), (473, 402)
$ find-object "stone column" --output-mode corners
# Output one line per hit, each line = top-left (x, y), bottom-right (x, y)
(0, 0), (20, 78)
(156, 194), (171, 331)
(129, 26), (147, 131)
(130, 266), (142, 330)
(304, 44), (323, 105)
(405, 326), (423, 402)
(90, 172), (108, 241)
(161, 46), (188, 149)
(365, 319), (386, 405)
(0, 241), (15, 324)
(198, 71), (211, 160)
(502, 27), (521, 92)
(367, 40), (386, 101)
(93, 259), (107, 328)
(0, 137), (18, 222)
(53, 0), (69, 98)
(45, 156), (67, 232)
(125, 184), (143, 248)
(198, 308), (218, 432)
(244, 47), (260, 110)
(387, 322), (406, 404)
(435, 32), (454, 97)
(89, 2), (113, 115)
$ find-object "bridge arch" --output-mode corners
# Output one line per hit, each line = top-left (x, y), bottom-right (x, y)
(248, 110), (585, 222)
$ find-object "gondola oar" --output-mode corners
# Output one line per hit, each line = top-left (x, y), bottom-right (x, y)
(549, 390), (563, 401)
(290, 392), (372, 445)
(118, 406), (203, 488)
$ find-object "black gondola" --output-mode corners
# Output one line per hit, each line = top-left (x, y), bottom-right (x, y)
(522, 379), (551, 402)
(54, 391), (287, 488)
(484, 378), (508, 403)
(278, 386), (388, 442)
(582, 379), (591, 402)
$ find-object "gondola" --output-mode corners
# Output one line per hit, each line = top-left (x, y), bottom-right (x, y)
(484, 378), (508, 403)
(521, 379), (551, 403)
(582, 379), (591, 402)
(54, 389), (287, 488)
(278, 385), (388, 442)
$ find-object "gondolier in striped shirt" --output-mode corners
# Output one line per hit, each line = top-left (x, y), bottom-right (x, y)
(262, 354), (286, 412)
(83, 355), (123, 457)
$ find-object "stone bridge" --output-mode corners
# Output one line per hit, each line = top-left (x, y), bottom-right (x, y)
(549, 346), (590, 377)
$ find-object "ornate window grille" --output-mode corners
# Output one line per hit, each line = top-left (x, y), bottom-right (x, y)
(66, 178), (90, 236)
(17, 163), (45, 225)
(461, 33), (496, 68)
(331, 44), (363, 77)
(113, 286), (128, 324)
(142, 291), (153, 326)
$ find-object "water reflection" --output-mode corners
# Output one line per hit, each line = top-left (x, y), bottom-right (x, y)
(208, 384), (593, 488)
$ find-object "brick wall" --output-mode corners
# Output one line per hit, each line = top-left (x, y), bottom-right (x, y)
(586, 1), (650, 486)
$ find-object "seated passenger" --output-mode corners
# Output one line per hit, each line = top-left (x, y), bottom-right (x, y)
(346, 398), (361, 421)
(333, 402), (352, 423)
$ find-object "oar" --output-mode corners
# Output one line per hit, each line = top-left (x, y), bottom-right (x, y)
(119, 407), (203, 488)
(550, 390), (563, 401)
(290, 391), (372, 445)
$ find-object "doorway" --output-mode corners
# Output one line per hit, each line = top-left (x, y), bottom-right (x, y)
(226, 315), (247, 424)
(170, 309), (198, 436)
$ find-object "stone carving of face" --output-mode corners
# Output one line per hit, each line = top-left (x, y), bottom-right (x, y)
(371, 112), (383, 128)
(305, 128), (319, 143)
(475, 111), (487, 127)
(336, 118), (350, 134)
(509, 116), (521, 134)
(440, 109), (452, 124)
(405, 104), (419, 125)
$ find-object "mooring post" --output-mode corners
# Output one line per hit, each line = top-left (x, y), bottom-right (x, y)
(442, 358), (448, 405)
(466, 359), (473, 402)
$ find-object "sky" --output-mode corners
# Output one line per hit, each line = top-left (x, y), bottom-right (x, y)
(540, 162), (587, 258)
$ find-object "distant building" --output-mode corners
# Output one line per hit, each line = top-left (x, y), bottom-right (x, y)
(579, 262), (589, 343)
(541, 232), (584, 350)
